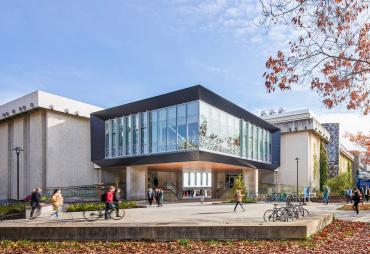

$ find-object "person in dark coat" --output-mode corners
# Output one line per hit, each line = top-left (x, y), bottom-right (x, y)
(352, 188), (361, 215)
(147, 188), (154, 206)
(155, 188), (162, 207)
(30, 187), (42, 219)
(113, 188), (122, 217)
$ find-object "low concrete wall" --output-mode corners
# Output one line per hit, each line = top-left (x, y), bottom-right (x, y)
(0, 214), (333, 240)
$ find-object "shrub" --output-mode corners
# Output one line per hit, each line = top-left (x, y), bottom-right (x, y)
(327, 172), (353, 196)
(0, 202), (26, 216)
(66, 201), (137, 212)
(232, 174), (246, 195)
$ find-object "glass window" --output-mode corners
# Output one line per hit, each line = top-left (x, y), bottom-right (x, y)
(132, 114), (139, 155)
(167, 106), (177, 151)
(233, 118), (240, 156)
(241, 121), (246, 158)
(177, 104), (187, 150)
(149, 110), (158, 153)
(140, 112), (148, 154)
(158, 108), (167, 152)
(118, 117), (124, 156)
(187, 101), (199, 149)
(105, 120), (110, 158)
(219, 111), (227, 152)
(111, 119), (117, 157)
(125, 115), (131, 155)
(253, 125), (258, 160)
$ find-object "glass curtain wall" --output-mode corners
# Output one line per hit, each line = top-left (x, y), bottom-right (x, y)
(198, 101), (271, 162)
(104, 100), (272, 163)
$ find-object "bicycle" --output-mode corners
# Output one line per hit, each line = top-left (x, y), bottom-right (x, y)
(263, 204), (288, 222)
(83, 204), (125, 221)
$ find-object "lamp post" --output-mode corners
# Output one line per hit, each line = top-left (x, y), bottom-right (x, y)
(12, 146), (24, 201)
(295, 157), (300, 202)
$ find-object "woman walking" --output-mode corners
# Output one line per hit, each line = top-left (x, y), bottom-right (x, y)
(234, 189), (245, 212)
(50, 189), (63, 219)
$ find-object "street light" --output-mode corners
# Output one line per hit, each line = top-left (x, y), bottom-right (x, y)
(295, 157), (300, 202)
(12, 146), (24, 201)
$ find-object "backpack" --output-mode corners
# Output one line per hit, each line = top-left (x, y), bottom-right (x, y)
(101, 192), (106, 202)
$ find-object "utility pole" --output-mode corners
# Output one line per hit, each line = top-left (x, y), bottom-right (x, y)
(295, 157), (300, 202)
(12, 146), (24, 201)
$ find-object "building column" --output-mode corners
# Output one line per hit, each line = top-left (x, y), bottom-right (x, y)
(243, 168), (258, 195)
(126, 166), (147, 200)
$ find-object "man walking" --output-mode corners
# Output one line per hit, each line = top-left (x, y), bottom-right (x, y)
(199, 188), (205, 205)
(234, 189), (245, 212)
(30, 187), (42, 219)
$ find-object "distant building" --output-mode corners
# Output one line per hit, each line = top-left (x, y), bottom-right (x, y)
(0, 91), (102, 200)
(322, 123), (354, 177)
(262, 109), (330, 192)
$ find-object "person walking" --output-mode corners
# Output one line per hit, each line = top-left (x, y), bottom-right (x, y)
(50, 189), (63, 219)
(234, 189), (245, 212)
(30, 187), (42, 219)
(147, 188), (154, 206)
(322, 185), (330, 205)
(160, 188), (164, 207)
(155, 188), (162, 207)
(199, 188), (205, 205)
(352, 188), (361, 215)
(113, 188), (122, 217)
(104, 186), (115, 220)
(365, 186), (369, 202)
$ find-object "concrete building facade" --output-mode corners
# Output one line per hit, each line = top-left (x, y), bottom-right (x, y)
(262, 109), (330, 192)
(0, 91), (102, 200)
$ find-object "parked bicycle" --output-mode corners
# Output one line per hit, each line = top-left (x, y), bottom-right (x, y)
(83, 205), (125, 221)
(263, 200), (309, 222)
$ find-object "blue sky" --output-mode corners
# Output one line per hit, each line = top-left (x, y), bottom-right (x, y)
(0, 0), (368, 148)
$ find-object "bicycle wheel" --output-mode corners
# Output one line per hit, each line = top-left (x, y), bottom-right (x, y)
(263, 209), (275, 222)
(109, 208), (125, 220)
(301, 208), (309, 217)
(83, 210), (101, 221)
(276, 208), (288, 222)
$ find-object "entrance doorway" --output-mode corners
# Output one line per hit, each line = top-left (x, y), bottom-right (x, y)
(225, 174), (242, 189)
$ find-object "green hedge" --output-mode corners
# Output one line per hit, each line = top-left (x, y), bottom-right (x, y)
(67, 201), (137, 212)
(0, 203), (26, 216)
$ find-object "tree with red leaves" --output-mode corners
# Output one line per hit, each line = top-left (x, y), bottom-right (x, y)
(260, 0), (369, 114)
(346, 131), (370, 165)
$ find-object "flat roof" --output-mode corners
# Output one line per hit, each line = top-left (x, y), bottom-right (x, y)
(0, 90), (103, 121)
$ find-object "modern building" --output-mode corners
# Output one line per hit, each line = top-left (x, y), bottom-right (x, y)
(262, 109), (330, 192)
(0, 90), (102, 200)
(322, 123), (354, 177)
(91, 85), (281, 200)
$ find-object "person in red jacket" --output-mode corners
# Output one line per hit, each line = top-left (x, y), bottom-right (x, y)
(104, 186), (115, 220)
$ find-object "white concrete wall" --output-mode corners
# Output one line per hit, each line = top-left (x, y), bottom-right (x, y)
(45, 110), (98, 187)
(126, 166), (147, 200)
(0, 122), (9, 199)
(277, 131), (309, 188)
(28, 111), (46, 192)
(243, 168), (258, 194)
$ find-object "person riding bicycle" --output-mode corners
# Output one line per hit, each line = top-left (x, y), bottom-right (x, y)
(103, 186), (115, 220)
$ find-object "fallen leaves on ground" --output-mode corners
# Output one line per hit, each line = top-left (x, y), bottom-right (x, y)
(0, 219), (369, 253)
(338, 203), (370, 210)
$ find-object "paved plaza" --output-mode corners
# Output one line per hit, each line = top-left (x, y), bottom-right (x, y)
(2, 201), (369, 226)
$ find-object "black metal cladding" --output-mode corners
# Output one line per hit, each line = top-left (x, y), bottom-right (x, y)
(90, 85), (281, 170)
